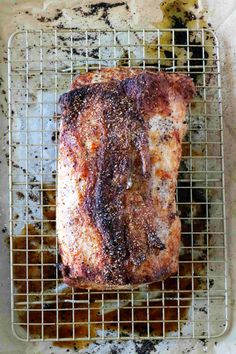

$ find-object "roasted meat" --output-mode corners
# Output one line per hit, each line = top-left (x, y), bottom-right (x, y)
(57, 68), (195, 289)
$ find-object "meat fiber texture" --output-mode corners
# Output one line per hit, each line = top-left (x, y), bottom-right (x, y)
(57, 68), (195, 289)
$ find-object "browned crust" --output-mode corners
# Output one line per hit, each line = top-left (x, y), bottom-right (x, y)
(57, 68), (195, 289)
(62, 218), (180, 290)
(71, 68), (195, 118)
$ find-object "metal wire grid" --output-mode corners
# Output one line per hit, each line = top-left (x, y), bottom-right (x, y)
(8, 28), (228, 342)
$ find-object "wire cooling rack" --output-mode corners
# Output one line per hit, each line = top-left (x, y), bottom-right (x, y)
(8, 28), (228, 342)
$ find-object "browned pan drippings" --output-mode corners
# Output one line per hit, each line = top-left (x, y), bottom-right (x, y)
(12, 178), (207, 349)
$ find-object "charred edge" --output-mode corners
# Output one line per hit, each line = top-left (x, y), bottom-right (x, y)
(58, 87), (90, 113)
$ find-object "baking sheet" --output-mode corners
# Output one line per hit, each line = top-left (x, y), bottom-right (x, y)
(1, 1), (236, 353)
